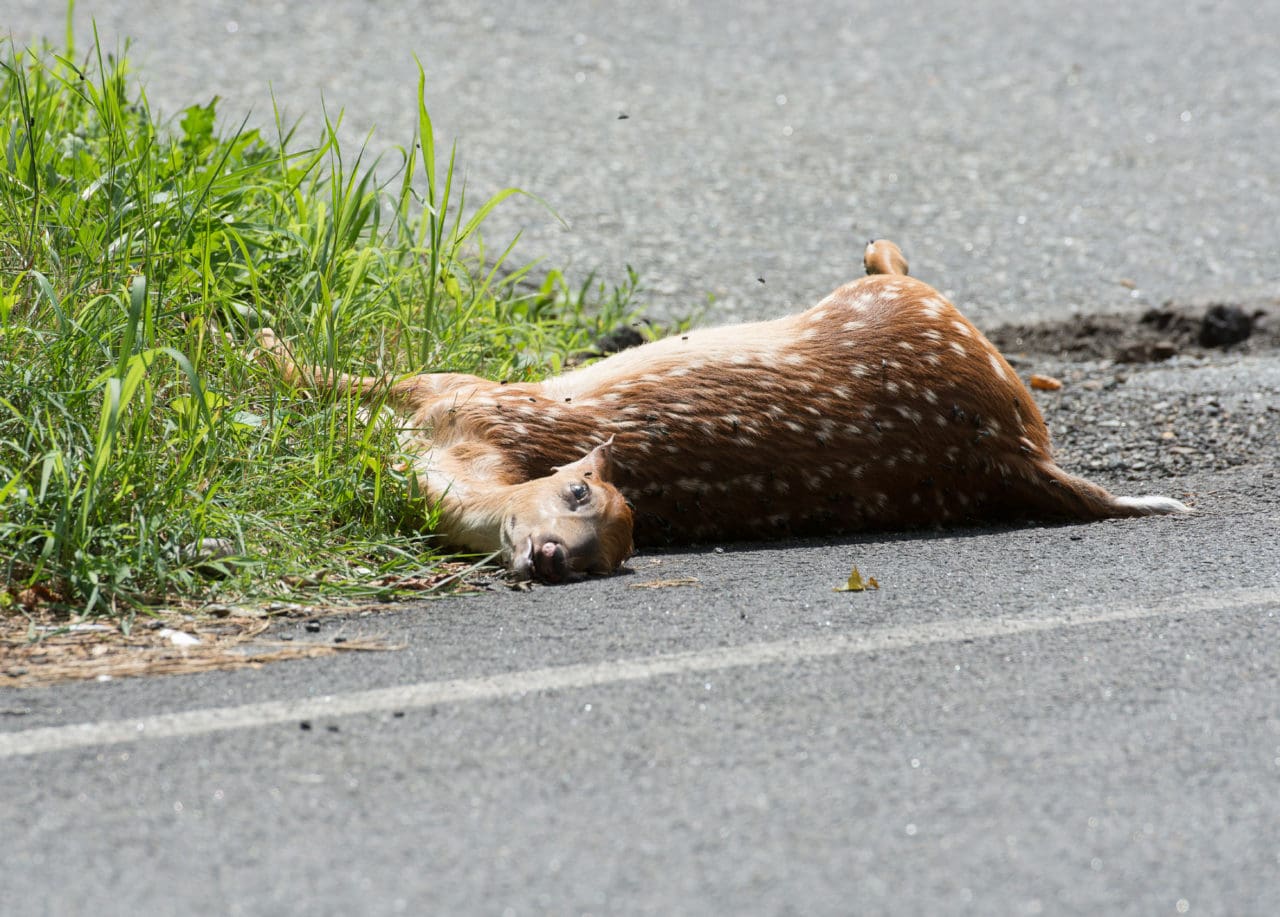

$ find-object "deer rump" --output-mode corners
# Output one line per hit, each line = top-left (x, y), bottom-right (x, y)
(260, 241), (1188, 583)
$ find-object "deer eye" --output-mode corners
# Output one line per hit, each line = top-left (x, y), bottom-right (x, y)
(568, 481), (590, 503)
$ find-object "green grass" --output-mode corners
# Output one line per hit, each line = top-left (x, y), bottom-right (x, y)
(0, 31), (655, 623)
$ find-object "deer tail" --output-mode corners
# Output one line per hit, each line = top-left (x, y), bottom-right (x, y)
(1032, 460), (1191, 519)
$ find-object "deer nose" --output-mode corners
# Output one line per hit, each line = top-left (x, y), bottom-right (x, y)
(532, 536), (570, 583)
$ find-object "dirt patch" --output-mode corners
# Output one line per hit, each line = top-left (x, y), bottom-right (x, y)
(985, 299), (1279, 487)
(987, 299), (1278, 363)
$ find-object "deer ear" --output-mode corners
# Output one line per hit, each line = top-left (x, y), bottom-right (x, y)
(554, 436), (617, 482)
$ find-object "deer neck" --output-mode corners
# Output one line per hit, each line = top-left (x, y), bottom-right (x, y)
(415, 463), (521, 554)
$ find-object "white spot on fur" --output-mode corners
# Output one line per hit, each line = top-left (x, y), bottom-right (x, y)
(949, 341), (967, 357)
(988, 352), (1009, 380)
(785, 353), (807, 366)
(897, 341), (915, 351)
(784, 421), (806, 434)
(951, 320), (973, 337)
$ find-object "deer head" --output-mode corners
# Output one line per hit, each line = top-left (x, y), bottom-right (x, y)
(500, 439), (635, 583)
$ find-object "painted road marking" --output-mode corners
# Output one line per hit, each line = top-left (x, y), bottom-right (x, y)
(1, 586), (1276, 760)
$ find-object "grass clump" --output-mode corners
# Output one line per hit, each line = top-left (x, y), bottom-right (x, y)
(0, 33), (650, 623)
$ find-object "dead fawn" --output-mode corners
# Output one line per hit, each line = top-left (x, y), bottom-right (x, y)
(257, 240), (1189, 583)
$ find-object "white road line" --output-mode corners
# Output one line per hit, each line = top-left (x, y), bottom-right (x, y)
(1, 586), (1276, 760)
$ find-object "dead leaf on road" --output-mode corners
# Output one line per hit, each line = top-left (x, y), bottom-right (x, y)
(834, 566), (880, 593)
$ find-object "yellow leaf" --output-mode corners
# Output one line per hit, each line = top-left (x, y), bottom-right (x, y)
(834, 566), (880, 593)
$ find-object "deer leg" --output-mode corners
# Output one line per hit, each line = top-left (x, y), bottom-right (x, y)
(863, 239), (909, 276)
(253, 329), (490, 414)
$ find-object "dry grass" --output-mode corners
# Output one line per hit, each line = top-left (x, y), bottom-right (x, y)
(0, 601), (406, 688)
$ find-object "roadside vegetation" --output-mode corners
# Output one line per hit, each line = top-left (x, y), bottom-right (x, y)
(0, 31), (653, 626)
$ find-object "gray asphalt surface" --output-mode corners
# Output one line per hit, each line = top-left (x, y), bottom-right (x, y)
(9, 0), (1280, 322)
(5, 3), (1280, 916)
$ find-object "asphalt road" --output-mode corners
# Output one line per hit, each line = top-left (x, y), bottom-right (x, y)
(5, 3), (1280, 915)
(9, 0), (1280, 323)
